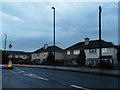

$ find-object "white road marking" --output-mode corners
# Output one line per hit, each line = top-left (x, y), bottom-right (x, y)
(17, 71), (24, 73)
(71, 85), (90, 90)
(14, 69), (25, 73)
(10, 68), (49, 81)
(37, 76), (49, 81)
(24, 73), (49, 81)
(24, 73), (29, 76)
(9, 70), (17, 73)
(9, 70), (25, 74)
(9, 68), (25, 74)
(16, 69), (20, 70)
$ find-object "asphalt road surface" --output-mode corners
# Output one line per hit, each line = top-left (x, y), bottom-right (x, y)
(2, 67), (120, 89)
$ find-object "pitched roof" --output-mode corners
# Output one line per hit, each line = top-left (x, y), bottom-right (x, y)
(33, 46), (63, 53)
(65, 39), (116, 51)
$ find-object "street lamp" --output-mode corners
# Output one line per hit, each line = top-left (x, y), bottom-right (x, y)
(99, 6), (102, 66)
(52, 7), (55, 67)
(4, 34), (7, 51)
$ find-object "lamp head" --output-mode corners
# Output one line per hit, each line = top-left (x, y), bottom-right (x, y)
(52, 7), (55, 9)
(99, 6), (102, 12)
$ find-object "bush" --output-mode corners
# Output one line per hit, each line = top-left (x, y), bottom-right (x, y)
(45, 51), (54, 65)
(11, 58), (31, 64)
(76, 49), (86, 67)
(98, 60), (114, 69)
(87, 65), (95, 68)
(55, 60), (64, 66)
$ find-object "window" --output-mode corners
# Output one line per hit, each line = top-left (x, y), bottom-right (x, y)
(37, 54), (40, 57)
(89, 49), (97, 54)
(73, 50), (80, 55)
(44, 52), (48, 56)
(15, 55), (18, 58)
(23, 55), (26, 57)
(89, 60), (95, 66)
(67, 51), (70, 55)
(102, 48), (107, 53)
(33, 54), (36, 57)
(9, 55), (13, 58)
(19, 55), (23, 58)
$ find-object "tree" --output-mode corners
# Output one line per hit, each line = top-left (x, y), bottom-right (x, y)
(2, 52), (9, 64)
(46, 51), (54, 65)
(117, 45), (120, 62)
(76, 49), (86, 66)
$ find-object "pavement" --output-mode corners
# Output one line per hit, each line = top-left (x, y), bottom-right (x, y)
(2, 66), (120, 88)
(13, 64), (120, 77)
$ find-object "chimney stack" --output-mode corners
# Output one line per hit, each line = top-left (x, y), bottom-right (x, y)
(44, 44), (48, 49)
(85, 37), (89, 45)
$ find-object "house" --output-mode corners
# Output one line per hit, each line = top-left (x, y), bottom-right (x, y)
(31, 44), (64, 64)
(64, 38), (118, 66)
(2, 51), (31, 60)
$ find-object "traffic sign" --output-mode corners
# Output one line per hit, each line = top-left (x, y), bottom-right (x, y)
(9, 42), (12, 49)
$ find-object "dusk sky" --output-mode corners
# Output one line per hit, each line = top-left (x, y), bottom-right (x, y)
(1, 2), (118, 52)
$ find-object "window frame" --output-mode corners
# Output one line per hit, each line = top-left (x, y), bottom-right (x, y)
(73, 50), (80, 55)
(102, 48), (107, 54)
(67, 51), (70, 55)
(89, 49), (97, 54)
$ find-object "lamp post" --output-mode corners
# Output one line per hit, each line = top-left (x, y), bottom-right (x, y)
(8, 42), (13, 68)
(4, 34), (7, 51)
(99, 6), (102, 66)
(52, 7), (55, 67)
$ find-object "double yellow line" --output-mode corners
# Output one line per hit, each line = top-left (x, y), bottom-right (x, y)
(0, 65), (7, 66)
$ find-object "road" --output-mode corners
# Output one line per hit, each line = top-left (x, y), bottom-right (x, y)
(2, 67), (120, 89)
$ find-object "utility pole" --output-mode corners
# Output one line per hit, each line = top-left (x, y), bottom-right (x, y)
(99, 6), (102, 66)
(4, 34), (7, 51)
(52, 7), (56, 67)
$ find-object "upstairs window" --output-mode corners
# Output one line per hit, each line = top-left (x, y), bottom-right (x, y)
(33, 54), (36, 57)
(67, 51), (70, 55)
(102, 48), (107, 54)
(23, 55), (26, 57)
(89, 49), (97, 54)
(44, 52), (48, 56)
(37, 53), (40, 57)
(73, 50), (80, 55)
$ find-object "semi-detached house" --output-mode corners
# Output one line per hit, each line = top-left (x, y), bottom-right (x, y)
(64, 38), (118, 66)
(31, 44), (64, 64)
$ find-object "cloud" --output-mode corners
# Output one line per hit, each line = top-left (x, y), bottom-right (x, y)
(1, 2), (118, 52)
(2, 12), (23, 22)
